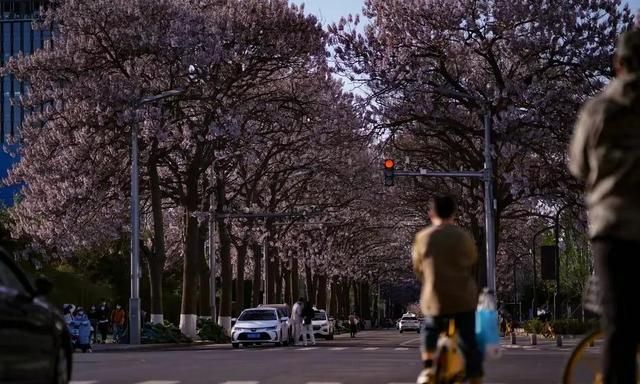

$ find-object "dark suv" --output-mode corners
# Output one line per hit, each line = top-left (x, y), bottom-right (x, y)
(0, 248), (72, 384)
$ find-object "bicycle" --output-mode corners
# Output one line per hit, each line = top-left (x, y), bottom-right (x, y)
(562, 275), (640, 384)
(430, 319), (466, 384)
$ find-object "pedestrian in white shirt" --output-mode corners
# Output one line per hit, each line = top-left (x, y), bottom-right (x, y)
(291, 298), (304, 346)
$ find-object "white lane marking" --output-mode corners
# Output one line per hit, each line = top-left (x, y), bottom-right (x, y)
(69, 382), (99, 384)
(394, 347), (410, 351)
(400, 337), (421, 346)
(363, 347), (379, 351)
(136, 382), (180, 384)
(329, 347), (347, 351)
(297, 347), (319, 351)
(306, 382), (342, 384)
(220, 382), (259, 384)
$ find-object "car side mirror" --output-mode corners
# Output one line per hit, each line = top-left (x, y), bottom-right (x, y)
(34, 277), (53, 297)
(281, 317), (289, 322)
(329, 317), (335, 322)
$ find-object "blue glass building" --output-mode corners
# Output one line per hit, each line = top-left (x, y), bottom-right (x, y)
(1, 0), (50, 206)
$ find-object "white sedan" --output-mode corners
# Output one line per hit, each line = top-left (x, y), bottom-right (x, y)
(231, 307), (290, 348)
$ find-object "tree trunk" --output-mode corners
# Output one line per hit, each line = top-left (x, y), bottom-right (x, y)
(198, 221), (210, 318)
(316, 275), (328, 310)
(339, 282), (349, 318)
(275, 260), (283, 304)
(353, 281), (360, 315)
(283, 261), (292, 306)
(329, 280), (338, 317)
(179, 175), (200, 338)
(267, 246), (277, 303)
(305, 263), (315, 302)
(291, 257), (300, 303)
(361, 282), (371, 320)
(216, 178), (233, 333)
(252, 242), (262, 307)
(147, 148), (166, 324)
(234, 242), (248, 315)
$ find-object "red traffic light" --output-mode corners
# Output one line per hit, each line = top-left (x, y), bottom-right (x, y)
(384, 159), (395, 169)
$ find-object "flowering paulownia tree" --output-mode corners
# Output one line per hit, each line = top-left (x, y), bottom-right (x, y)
(329, 0), (634, 288)
(3, 0), (328, 336)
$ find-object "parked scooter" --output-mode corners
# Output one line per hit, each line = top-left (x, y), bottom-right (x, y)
(69, 308), (93, 352)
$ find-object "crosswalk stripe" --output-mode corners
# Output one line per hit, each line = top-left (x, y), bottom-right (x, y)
(136, 381), (180, 384)
(69, 381), (98, 384)
(220, 381), (259, 384)
(306, 382), (342, 384)
(363, 347), (379, 351)
(297, 347), (319, 351)
(394, 347), (409, 351)
(329, 347), (347, 351)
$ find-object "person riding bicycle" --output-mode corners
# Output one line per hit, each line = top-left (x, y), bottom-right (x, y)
(412, 195), (483, 384)
(569, 28), (640, 384)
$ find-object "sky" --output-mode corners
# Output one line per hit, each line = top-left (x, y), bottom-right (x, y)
(295, 0), (640, 25)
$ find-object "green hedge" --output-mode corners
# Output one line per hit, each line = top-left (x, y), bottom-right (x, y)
(197, 319), (230, 343)
(141, 321), (192, 344)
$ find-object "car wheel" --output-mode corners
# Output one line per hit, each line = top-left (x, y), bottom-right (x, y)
(400, 329), (403, 333)
(327, 333), (334, 341)
(232, 343), (240, 349)
(417, 329), (420, 334)
(53, 346), (69, 384)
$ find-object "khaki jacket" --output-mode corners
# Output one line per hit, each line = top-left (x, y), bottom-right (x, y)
(569, 74), (640, 241)
(412, 224), (478, 316)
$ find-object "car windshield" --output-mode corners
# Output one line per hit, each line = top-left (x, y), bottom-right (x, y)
(402, 316), (416, 321)
(313, 311), (327, 321)
(238, 310), (277, 321)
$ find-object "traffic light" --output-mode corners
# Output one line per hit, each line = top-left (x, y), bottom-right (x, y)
(383, 159), (395, 186)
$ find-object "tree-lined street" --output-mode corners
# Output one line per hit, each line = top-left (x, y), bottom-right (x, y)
(0, 0), (638, 383)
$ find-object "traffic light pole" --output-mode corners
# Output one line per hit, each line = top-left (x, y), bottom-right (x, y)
(387, 109), (496, 293)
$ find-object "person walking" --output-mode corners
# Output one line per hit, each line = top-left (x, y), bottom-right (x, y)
(569, 28), (640, 384)
(302, 300), (316, 346)
(348, 312), (358, 338)
(111, 304), (126, 343)
(96, 300), (110, 344)
(291, 297), (304, 346)
(87, 305), (99, 344)
(412, 195), (483, 384)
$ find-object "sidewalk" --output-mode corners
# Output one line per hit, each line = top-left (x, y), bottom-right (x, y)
(500, 334), (590, 351)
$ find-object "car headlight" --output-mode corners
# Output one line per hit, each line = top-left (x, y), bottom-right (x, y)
(263, 326), (277, 331)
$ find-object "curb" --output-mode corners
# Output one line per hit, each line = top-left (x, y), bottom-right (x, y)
(89, 341), (224, 353)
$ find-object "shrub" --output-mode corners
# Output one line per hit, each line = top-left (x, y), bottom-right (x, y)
(141, 320), (192, 344)
(524, 319), (543, 334)
(197, 319), (230, 343)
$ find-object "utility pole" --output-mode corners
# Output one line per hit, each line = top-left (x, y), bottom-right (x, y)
(208, 166), (217, 323)
(129, 120), (141, 345)
(387, 107), (496, 292)
(129, 88), (184, 345)
(483, 109), (496, 293)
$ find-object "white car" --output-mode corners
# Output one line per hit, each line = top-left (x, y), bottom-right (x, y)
(312, 309), (334, 340)
(231, 307), (290, 348)
(399, 315), (420, 333)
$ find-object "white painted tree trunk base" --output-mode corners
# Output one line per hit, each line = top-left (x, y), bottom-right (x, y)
(218, 316), (232, 335)
(179, 314), (198, 338)
(150, 314), (164, 324)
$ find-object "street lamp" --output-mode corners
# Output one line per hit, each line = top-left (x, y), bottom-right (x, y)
(129, 88), (184, 345)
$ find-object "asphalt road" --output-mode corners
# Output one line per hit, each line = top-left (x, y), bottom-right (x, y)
(69, 330), (594, 384)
